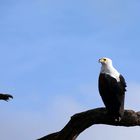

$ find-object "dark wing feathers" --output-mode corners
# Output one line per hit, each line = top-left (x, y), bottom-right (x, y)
(99, 74), (122, 106)
(119, 74), (127, 92)
(98, 73), (126, 118)
(99, 74), (126, 97)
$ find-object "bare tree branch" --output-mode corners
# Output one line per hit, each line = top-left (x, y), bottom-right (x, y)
(37, 108), (140, 140)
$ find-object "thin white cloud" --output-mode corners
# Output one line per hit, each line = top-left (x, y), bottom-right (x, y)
(0, 94), (83, 140)
(78, 125), (140, 140)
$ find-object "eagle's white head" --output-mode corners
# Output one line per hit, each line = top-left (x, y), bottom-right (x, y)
(99, 57), (112, 66)
(99, 57), (120, 81)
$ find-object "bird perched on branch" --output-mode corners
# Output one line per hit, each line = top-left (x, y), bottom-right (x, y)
(98, 57), (126, 121)
(0, 93), (13, 101)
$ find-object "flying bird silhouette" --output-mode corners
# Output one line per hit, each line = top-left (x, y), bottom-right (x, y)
(0, 93), (13, 101)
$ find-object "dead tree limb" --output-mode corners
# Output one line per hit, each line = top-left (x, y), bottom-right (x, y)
(38, 107), (140, 140)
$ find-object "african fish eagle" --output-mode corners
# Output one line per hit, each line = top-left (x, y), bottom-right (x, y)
(98, 57), (126, 121)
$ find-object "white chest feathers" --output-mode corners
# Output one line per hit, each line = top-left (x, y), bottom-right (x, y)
(100, 64), (120, 82)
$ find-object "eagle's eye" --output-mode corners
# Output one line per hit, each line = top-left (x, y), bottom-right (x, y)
(103, 58), (106, 61)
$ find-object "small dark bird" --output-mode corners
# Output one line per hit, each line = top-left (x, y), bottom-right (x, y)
(98, 57), (127, 121)
(0, 93), (13, 101)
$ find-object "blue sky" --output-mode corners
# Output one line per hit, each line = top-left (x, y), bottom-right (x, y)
(0, 0), (140, 140)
